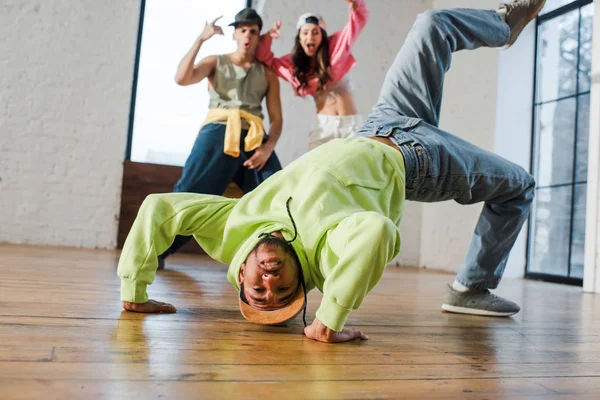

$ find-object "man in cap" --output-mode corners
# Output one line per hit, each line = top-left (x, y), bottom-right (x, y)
(119, 1), (543, 343)
(158, 8), (284, 267)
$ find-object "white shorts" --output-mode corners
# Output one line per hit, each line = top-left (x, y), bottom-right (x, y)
(308, 114), (363, 150)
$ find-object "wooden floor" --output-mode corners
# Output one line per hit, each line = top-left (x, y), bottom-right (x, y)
(1, 244), (600, 399)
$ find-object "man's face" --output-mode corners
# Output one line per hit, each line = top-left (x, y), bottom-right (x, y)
(239, 233), (300, 311)
(299, 23), (322, 57)
(233, 23), (260, 54)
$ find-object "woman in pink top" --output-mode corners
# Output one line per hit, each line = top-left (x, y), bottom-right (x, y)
(256, 0), (369, 149)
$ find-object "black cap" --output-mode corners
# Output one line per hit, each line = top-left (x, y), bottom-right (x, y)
(229, 8), (263, 31)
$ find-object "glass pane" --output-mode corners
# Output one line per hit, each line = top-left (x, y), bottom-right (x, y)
(578, 3), (594, 92)
(130, 0), (247, 166)
(575, 93), (590, 182)
(570, 184), (587, 278)
(536, 10), (580, 103)
(529, 186), (572, 276)
(535, 98), (576, 187)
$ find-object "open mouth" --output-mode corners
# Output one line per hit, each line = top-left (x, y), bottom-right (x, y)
(306, 43), (316, 51)
(259, 257), (282, 271)
(244, 42), (251, 49)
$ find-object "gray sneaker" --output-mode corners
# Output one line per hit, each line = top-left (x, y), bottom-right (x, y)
(441, 284), (520, 316)
(500, 0), (547, 47)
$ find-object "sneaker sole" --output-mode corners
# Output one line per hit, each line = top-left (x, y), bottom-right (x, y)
(505, 0), (547, 48)
(441, 304), (518, 317)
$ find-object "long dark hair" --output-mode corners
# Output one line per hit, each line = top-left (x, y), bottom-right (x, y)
(291, 28), (331, 95)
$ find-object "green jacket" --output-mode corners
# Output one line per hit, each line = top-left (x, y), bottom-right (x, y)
(118, 137), (406, 331)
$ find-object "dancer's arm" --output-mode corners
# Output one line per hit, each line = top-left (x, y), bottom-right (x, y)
(255, 22), (296, 84)
(118, 193), (236, 312)
(243, 68), (283, 171)
(329, 0), (369, 53)
(174, 16), (224, 86)
(305, 211), (400, 342)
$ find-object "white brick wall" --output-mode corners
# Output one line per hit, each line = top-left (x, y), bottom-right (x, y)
(0, 0), (139, 248)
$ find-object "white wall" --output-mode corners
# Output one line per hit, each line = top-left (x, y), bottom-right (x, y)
(495, 22), (536, 278)
(583, 0), (600, 293)
(0, 0), (139, 248)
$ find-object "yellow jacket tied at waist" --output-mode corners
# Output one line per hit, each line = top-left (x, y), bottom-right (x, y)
(203, 108), (265, 157)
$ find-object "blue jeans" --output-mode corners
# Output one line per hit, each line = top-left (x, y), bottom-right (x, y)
(174, 123), (281, 194)
(355, 9), (536, 290)
(163, 123), (282, 257)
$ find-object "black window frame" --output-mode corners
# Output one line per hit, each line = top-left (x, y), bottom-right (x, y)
(526, 0), (594, 286)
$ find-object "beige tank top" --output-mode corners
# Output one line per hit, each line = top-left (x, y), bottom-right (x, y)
(208, 55), (268, 120)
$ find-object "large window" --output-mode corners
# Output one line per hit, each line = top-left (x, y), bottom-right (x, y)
(127, 0), (250, 166)
(527, 0), (594, 284)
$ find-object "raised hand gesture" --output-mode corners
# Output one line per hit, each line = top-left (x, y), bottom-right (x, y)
(199, 16), (224, 41)
(344, 0), (358, 11)
(266, 20), (282, 39)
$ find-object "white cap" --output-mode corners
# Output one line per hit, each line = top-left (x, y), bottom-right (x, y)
(296, 13), (326, 31)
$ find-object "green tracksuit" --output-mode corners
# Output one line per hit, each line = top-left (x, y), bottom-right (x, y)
(118, 137), (406, 331)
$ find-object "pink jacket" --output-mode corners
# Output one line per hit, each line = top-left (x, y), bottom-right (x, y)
(255, 0), (369, 97)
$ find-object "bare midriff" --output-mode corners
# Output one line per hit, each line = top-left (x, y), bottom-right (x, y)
(312, 76), (359, 116)
(314, 90), (358, 116)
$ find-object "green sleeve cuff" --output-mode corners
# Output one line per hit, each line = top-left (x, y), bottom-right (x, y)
(315, 296), (352, 332)
(120, 278), (149, 303)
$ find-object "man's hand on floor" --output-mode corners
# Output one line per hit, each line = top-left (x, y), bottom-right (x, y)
(304, 317), (368, 343)
(122, 299), (177, 313)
